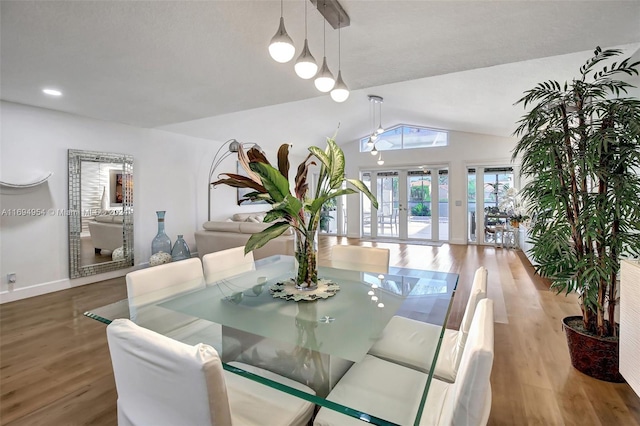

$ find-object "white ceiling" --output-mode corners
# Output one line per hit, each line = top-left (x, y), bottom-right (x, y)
(2, 1), (640, 155)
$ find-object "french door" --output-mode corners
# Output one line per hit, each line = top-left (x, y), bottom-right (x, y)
(362, 167), (449, 242)
(467, 166), (515, 245)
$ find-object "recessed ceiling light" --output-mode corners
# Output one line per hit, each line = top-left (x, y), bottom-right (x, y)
(42, 88), (62, 96)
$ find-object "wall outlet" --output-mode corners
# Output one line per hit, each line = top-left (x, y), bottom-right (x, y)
(7, 273), (16, 283)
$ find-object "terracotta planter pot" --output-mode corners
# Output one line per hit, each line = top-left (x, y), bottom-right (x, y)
(563, 316), (624, 383)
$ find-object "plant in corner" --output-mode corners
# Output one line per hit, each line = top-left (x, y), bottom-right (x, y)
(513, 47), (640, 381)
(213, 138), (378, 290)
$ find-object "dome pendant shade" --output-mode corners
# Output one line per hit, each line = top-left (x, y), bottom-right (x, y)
(294, 39), (318, 79)
(330, 71), (349, 102)
(314, 57), (335, 92)
(269, 17), (295, 63)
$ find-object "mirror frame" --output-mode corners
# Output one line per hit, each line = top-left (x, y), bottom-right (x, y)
(68, 149), (134, 278)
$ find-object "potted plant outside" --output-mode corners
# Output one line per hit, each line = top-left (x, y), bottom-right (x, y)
(513, 47), (640, 381)
(319, 199), (336, 232)
(498, 186), (529, 227)
(213, 138), (378, 290)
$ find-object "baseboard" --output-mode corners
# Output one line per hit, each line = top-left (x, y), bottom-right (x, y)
(0, 267), (132, 304)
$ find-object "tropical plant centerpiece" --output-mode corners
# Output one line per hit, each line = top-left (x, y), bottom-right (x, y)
(213, 138), (378, 290)
(513, 47), (640, 381)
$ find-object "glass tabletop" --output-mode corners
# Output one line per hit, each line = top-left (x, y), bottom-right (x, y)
(85, 255), (458, 425)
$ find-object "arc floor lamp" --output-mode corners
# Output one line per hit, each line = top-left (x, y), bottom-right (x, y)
(207, 139), (262, 221)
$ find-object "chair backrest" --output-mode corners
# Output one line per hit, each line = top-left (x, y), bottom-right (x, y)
(330, 245), (390, 274)
(447, 267), (488, 379)
(202, 247), (255, 284)
(459, 267), (489, 335)
(443, 298), (495, 426)
(106, 319), (232, 426)
(126, 258), (205, 308)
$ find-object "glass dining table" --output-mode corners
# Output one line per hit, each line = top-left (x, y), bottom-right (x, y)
(85, 255), (458, 425)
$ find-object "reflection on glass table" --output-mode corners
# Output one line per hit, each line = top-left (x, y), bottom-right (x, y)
(85, 255), (458, 425)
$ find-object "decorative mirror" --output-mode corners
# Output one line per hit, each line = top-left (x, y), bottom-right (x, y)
(68, 149), (134, 278)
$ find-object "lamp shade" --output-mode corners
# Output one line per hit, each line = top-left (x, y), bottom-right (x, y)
(269, 17), (295, 63)
(330, 71), (349, 102)
(295, 39), (318, 79)
(314, 57), (335, 92)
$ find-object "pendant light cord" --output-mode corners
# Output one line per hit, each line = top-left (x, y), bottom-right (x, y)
(280, 0), (283, 17)
(338, 14), (341, 68)
(323, 2), (326, 55)
(304, 0), (308, 37)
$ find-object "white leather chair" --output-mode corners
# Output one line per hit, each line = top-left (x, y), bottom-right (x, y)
(314, 298), (495, 426)
(368, 266), (488, 382)
(202, 246), (255, 284)
(329, 245), (390, 274)
(107, 319), (316, 426)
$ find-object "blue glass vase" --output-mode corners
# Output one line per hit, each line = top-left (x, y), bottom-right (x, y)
(151, 211), (172, 255)
(171, 234), (191, 261)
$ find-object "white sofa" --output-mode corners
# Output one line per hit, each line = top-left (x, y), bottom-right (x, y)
(195, 213), (295, 260)
(88, 214), (123, 252)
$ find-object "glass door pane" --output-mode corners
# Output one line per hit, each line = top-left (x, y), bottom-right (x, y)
(362, 172), (372, 237)
(377, 171), (399, 238)
(407, 170), (431, 240)
(341, 187), (347, 236)
(468, 168), (477, 243)
(438, 169), (449, 241)
(483, 167), (514, 244)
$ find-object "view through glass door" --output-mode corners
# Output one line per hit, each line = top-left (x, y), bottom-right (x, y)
(361, 168), (449, 242)
(467, 166), (515, 244)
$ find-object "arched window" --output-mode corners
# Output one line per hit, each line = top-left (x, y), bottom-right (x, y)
(359, 124), (448, 153)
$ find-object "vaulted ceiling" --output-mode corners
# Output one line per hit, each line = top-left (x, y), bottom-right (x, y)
(2, 1), (639, 152)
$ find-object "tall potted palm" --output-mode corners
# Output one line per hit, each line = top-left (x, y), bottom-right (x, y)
(214, 138), (378, 290)
(513, 47), (640, 381)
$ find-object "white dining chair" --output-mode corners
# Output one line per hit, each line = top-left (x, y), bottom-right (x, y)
(125, 258), (225, 349)
(330, 245), (390, 274)
(126, 257), (206, 308)
(107, 319), (316, 426)
(313, 298), (495, 426)
(368, 266), (488, 382)
(202, 246), (255, 284)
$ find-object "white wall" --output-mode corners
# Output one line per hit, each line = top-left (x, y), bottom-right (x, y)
(342, 130), (518, 244)
(0, 100), (520, 301)
(0, 101), (240, 302)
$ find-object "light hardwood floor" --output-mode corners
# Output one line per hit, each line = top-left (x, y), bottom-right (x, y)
(1, 237), (639, 425)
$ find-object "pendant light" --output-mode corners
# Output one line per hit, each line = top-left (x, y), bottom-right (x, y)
(371, 145), (378, 156)
(314, 3), (335, 92)
(330, 14), (349, 102)
(294, 0), (317, 79)
(370, 98), (378, 142)
(368, 95), (385, 137)
(376, 99), (385, 134)
(269, 0), (295, 63)
(377, 153), (385, 166)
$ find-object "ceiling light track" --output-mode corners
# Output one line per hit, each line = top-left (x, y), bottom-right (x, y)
(311, 0), (350, 29)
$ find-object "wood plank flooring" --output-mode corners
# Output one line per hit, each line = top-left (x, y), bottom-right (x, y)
(1, 237), (639, 425)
